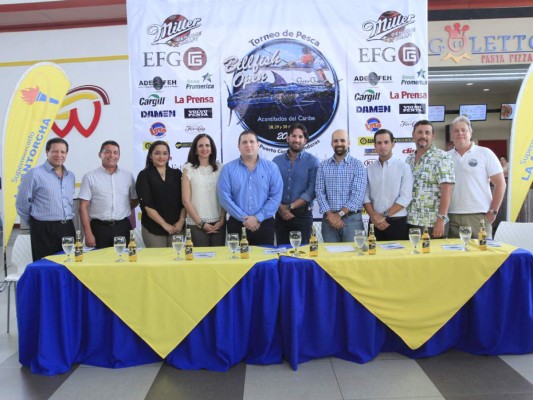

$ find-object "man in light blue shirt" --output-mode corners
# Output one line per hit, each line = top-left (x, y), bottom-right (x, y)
(273, 123), (319, 245)
(316, 129), (366, 242)
(218, 131), (283, 245)
(16, 138), (76, 261)
(363, 129), (413, 240)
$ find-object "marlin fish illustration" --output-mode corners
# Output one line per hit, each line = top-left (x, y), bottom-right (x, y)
(226, 71), (335, 125)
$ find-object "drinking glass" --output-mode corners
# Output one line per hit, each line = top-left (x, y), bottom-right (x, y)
(409, 228), (421, 255)
(113, 236), (126, 262)
(289, 231), (302, 257)
(459, 225), (472, 252)
(227, 233), (239, 260)
(172, 234), (185, 261)
(354, 229), (366, 256)
(62, 236), (74, 262)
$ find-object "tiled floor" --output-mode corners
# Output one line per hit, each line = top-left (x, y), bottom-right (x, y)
(0, 229), (532, 400)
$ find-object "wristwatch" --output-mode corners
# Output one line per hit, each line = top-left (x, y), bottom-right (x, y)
(338, 210), (346, 217)
(489, 209), (498, 215)
(437, 213), (450, 223)
(288, 203), (293, 211)
(383, 210), (389, 217)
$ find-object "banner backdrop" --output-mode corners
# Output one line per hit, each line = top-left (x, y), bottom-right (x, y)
(127, 0), (428, 176)
(2, 62), (70, 249)
(508, 62), (533, 221)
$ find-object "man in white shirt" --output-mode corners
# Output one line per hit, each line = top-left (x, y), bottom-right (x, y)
(364, 129), (413, 240)
(447, 116), (506, 238)
(79, 141), (138, 248)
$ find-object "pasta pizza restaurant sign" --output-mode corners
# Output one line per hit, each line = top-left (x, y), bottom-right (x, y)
(429, 17), (533, 67)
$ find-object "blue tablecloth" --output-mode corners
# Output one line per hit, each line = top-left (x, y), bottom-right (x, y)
(17, 258), (282, 375)
(17, 249), (533, 375)
(280, 249), (533, 370)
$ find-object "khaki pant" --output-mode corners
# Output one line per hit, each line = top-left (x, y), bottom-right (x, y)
(449, 213), (493, 239)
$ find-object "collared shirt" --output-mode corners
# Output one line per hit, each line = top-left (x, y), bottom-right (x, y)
(79, 165), (137, 221)
(406, 145), (455, 227)
(316, 154), (367, 214)
(217, 156), (283, 222)
(272, 150), (319, 206)
(16, 160), (75, 223)
(448, 143), (502, 213)
(364, 157), (413, 217)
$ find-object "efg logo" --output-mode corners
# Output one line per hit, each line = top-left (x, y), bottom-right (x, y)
(365, 117), (381, 132)
(398, 42), (421, 66)
(184, 47), (207, 71)
(150, 122), (167, 138)
(184, 108), (212, 118)
(399, 103), (426, 114)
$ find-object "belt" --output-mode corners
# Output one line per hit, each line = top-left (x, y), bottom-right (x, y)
(31, 217), (72, 225)
(92, 218), (128, 226)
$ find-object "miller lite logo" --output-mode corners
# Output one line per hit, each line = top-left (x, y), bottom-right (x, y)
(147, 14), (202, 47)
(442, 23), (472, 63)
(362, 10), (415, 43)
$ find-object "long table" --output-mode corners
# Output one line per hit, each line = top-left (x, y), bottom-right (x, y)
(17, 243), (533, 375)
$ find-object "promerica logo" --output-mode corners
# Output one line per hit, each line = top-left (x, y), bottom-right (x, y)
(363, 10), (415, 42)
(147, 14), (202, 47)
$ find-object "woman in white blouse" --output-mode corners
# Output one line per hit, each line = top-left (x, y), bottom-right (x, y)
(182, 134), (226, 246)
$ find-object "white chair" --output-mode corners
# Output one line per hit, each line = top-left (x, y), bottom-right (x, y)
(5, 234), (33, 333)
(494, 221), (533, 253)
(133, 226), (145, 249)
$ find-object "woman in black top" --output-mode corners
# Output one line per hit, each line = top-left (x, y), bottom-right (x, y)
(136, 141), (186, 247)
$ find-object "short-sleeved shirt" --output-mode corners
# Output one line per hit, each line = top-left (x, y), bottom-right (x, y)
(78, 166), (137, 220)
(183, 162), (222, 225)
(448, 144), (503, 214)
(406, 146), (455, 227)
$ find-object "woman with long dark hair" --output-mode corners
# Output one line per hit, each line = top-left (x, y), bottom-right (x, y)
(136, 141), (186, 247)
(182, 134), (225, 246)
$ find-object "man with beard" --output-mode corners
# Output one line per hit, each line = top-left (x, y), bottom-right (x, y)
(406, 120), (455, 238)
(363, 129), (413, 240)
(316, 129), (366, 242)
(273, 123), (319, 245)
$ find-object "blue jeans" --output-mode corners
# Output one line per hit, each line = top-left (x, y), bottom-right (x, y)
(321, 212), (363, 243)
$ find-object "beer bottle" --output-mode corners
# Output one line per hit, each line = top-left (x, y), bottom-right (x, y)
(240, 227), (249, 259)
(185, 228), (194, 260)
(478, 219), (487, 251)
(309, 224), (319, 257)
(74, 230), (83, 262)
(128, 230), (137, 262)
(422, 226), (431, 254)
(368, 224), (377, 255)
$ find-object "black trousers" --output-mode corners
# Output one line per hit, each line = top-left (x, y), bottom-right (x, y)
(227, 217), (275, 246)
(369, 217), (408, 241)
(90, 218), (132, 249)
(29, 217), (76, 261)
(275, 207), (313, 246)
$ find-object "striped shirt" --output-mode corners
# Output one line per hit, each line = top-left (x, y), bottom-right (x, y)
(316, 154), (367, 214)
(16, 161), (76, 223)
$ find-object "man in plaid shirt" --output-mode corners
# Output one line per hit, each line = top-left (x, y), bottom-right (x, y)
(316, 129), (367, 242)
(406, 120), (455, 238)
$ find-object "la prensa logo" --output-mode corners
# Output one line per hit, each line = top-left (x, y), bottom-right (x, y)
(52, 85), (110, 138)
(442, 23), (472, 63)
(147, 14), (202, 47)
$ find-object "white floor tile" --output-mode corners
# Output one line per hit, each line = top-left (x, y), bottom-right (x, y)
(244, 360), (343, 400)
(48, 363), (162, 400)
(333, 358), (444, 400)
(500, 354), (533, 384)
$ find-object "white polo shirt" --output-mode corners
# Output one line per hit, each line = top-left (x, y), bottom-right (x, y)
(448, 143), (502, 214)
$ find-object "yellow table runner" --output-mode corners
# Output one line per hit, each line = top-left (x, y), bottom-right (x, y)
(46, 246), (276, 358)
(309, 240), (516, 350)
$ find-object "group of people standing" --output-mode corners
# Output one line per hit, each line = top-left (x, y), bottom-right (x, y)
(16, 115), (506, 261)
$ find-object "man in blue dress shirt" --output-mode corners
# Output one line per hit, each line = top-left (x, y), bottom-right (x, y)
(16, 138), (76, 261)
(316, 129), (367, 242)
(273, 123), (319, 245)
(218, 131), (283, 245)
